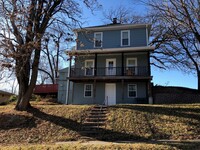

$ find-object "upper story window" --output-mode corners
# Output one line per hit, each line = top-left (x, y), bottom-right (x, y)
(85, 60), (94, 76)
(121, 30), (130, 46)
(94, 32), (103, 48)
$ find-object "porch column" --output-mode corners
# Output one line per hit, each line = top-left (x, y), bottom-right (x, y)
(121, 79), (124, 102)
(147, 52), (151, 76)
(93, 79), (96, 104)
(148, 81), (153, 104)
(94, 53), (97, 76)
(69, 56), (72, 77)
(121, 52), (124, 76)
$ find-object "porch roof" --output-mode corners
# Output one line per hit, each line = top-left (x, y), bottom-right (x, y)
(66, 46), (155, 56)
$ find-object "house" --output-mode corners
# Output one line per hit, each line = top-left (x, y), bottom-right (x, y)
(57, 67), (73, 103)
(33, 84), (58, 97)
(62, 19), (154, 105)
(0, 90), (14, 104)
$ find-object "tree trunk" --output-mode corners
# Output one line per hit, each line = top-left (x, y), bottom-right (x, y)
(198, 70), (200, 93)
(15, 43), (41, 111)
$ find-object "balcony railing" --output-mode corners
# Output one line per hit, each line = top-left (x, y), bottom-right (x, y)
(70, 67), (149, 77)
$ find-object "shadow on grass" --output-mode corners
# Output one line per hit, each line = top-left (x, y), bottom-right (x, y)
(27, 106), (147, 142)
(0, 113), (36, 129)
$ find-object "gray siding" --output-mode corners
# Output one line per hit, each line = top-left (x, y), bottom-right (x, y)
(57, 68), (73, 104)
(76, 28), (147, 50)
(69, 82), (147, 105)
(75, 53), (148, 68)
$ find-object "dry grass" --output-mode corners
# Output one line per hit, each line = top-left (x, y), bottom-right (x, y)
(105, 104), (200, 141)
(0, 103), (200, 148)
(0, 103), (91, 145)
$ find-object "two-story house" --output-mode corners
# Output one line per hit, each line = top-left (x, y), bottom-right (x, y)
(61, 20), (154, 105)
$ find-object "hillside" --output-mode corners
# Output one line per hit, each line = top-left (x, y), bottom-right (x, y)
(0, 103), (200, 145)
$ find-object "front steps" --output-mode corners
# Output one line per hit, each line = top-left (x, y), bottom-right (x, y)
(80, 105), (108, 140)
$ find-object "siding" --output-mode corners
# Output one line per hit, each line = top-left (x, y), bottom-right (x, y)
(57, 68), (73, 104)
(76, 28), (147, 50)
(75, 53), (148, 68)
(70, 82), (147, 105)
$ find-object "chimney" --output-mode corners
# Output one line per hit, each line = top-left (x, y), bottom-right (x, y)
(113, 18), (117, 24)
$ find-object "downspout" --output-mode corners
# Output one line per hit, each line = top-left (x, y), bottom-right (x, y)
(66, 56), (72, 104)
(146, 24), (153, 104)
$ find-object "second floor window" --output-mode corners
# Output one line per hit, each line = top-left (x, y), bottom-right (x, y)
(85, 60), (94, 76)
(94, 32), (103, 48)
(121, 30), (130, 46)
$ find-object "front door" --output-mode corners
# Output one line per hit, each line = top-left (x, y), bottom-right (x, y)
(105, 83), (116, 105)
(106, 59), (116, 75)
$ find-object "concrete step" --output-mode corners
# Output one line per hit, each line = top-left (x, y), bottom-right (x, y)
(82, 126), (104, 130)
(90, 109), (107, 112)
(85, 118), (107, 122)
(83, 122), (105, 126)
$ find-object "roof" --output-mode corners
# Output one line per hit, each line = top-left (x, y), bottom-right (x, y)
(0, 90), (14, 95)
(66, 46), (155, 55)
(74, 23), (152, 33)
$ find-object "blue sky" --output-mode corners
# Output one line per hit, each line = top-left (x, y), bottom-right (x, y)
(80, 0), (197, 89)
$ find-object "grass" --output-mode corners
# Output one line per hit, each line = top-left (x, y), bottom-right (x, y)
(1, 141), (200, 150)
(0, 102), (200, 149)
(105, 104), (200, 141)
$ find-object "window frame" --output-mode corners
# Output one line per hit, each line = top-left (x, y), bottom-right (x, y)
(85, 59), (94, 76)
(128, 84), (137, 98)
(94, 32), (103, 48)
(84, 84), (93, 98)
(121, 30), (130, 46)
(126, 58), (137, 75)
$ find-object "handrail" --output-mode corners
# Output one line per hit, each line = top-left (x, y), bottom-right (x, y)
(70, 66), (149, 77)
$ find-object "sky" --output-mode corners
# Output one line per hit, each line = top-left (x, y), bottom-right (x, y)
(80, 0), (197, 89)
(0, 0), (197, 92)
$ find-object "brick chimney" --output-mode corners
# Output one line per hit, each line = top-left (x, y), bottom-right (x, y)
(113, 18), (117, 24)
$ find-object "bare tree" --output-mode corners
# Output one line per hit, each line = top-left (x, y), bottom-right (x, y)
(38, 31), (74, 84)
(142, 0), (200, 91)
(103, 5), (147, 24)
(0, 0), (99, 110)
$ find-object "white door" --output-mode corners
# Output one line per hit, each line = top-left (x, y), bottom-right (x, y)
(106, 59), (116, 75)
(105, 83), (116, 105)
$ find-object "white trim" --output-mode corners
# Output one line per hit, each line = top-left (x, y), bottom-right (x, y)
(126, 58), (137, 75)
(94, 32), (103, 48)
(85, 59), (94, 76)
(146, 25), (149, 46)
(121, 30), (130, 46)
(84, 84), (93, 98)
(128, 84), (137, 98)
(106, 58), (116, 75)
(105, 83), (116, 105)
(74, 24), (152, 32)
(126, 58), (137, 67)
(66, 46), (155, 55)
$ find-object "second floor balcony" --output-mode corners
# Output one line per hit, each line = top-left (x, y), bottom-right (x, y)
(70, 66), (150, 78)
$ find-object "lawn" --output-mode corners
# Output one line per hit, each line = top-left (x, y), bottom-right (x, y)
(0, 103), (200, 149)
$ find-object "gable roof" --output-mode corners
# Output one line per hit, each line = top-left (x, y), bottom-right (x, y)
(74, 23), (151, 33)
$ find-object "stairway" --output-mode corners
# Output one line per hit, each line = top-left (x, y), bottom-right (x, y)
(80, 105), (108, 140)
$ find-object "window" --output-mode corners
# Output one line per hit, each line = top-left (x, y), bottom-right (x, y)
(84, 84), (93, 97)
(121, 30), (130, 46)
(128, 84), (137, 98)
(85, 60), (94, 76)
(94, 32), (103, 47)
(126, 58), (137, 75)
